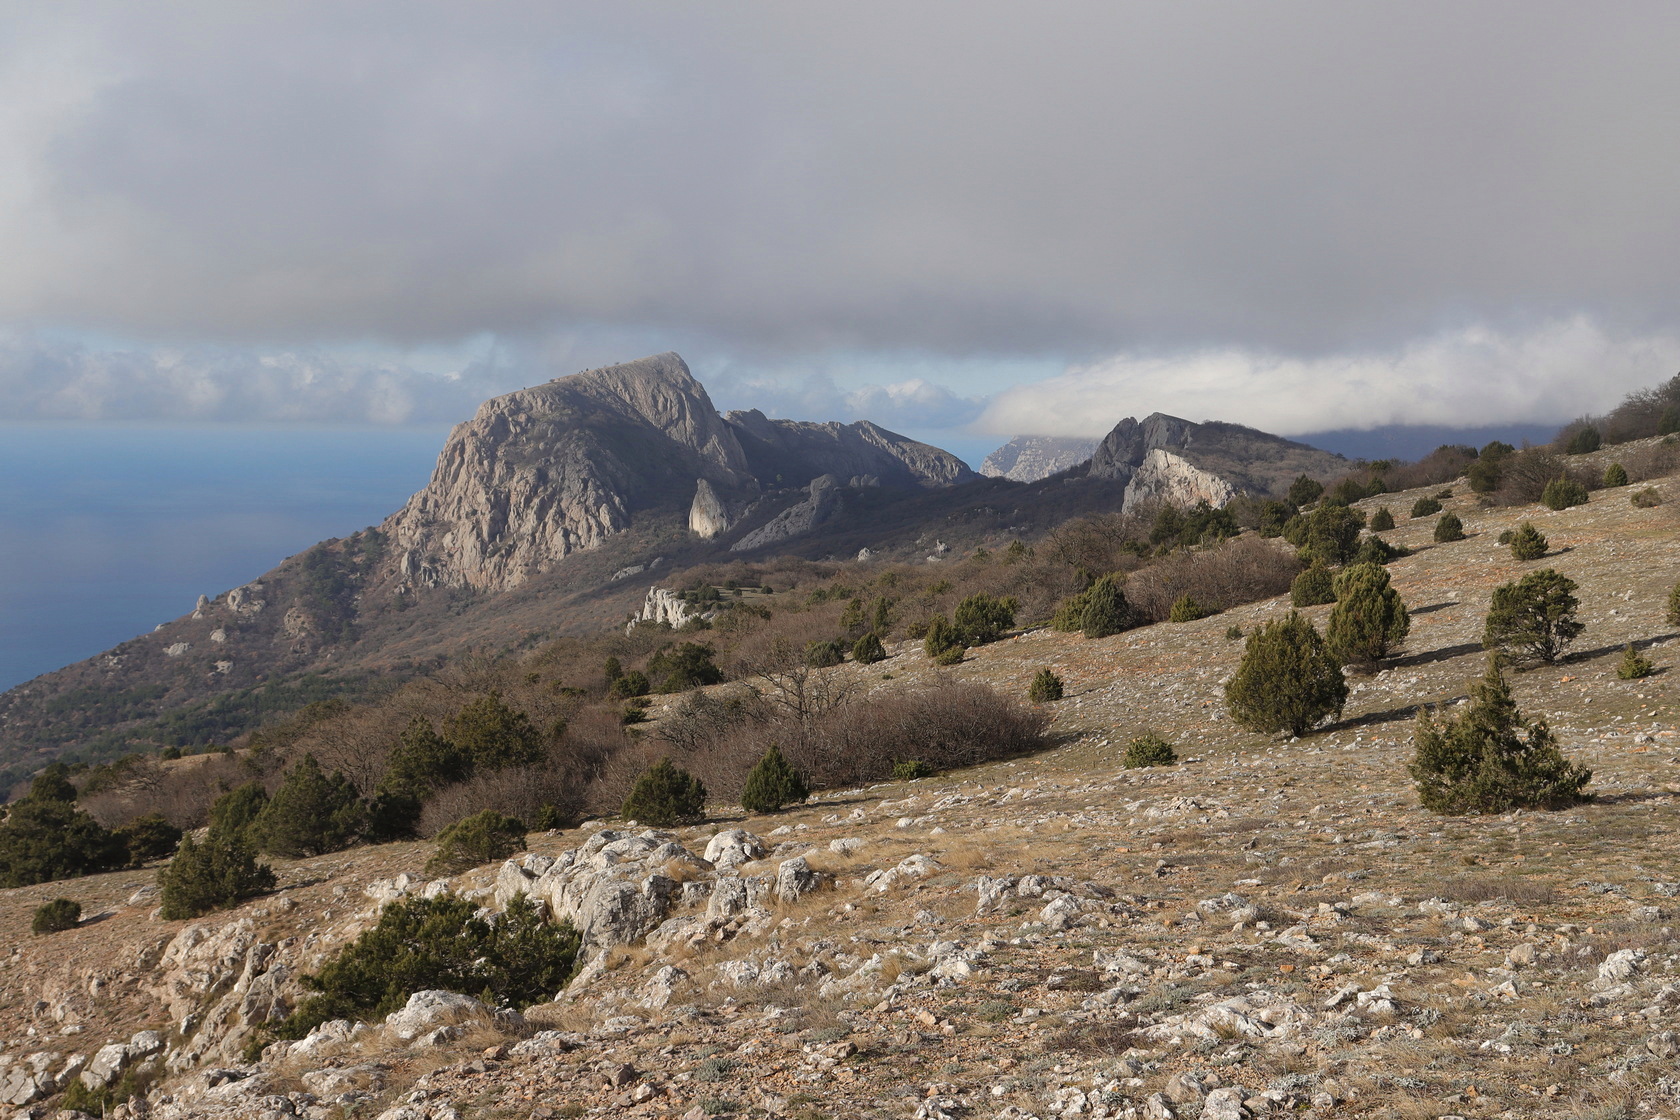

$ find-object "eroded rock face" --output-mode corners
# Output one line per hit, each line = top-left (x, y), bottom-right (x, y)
(384, 353), (756, 592)
(688, 478), (733, 539)
(151, 919), (294, 1068)
(1121, 449), (1239, 514)
(723, 409), (975, 491)
(979, 435), (1099, 482)
(1086, 411), (1347, 501)
(629, 586), (706, 632)
(732, 475), (843, 552)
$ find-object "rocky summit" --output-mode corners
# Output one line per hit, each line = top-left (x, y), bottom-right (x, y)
(980, 437), (1101, 483)
(1085, 414), (1349, 512)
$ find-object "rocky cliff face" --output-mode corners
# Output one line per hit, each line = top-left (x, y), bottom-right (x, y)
(722, 409), (975, 491)
(979, 435), (1099, 482)
(1087, 412), (1346, 504)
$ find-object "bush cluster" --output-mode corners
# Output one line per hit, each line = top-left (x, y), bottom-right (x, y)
(850, 633), (887, 664)
(952, 594), (1018, 645)
(1541, 476), (1589, 511)
(270, 892), (580, 1044)
(158, 829), (277, 920)
(1167, 594), (1214, 623)
(0, 765), (129, 889)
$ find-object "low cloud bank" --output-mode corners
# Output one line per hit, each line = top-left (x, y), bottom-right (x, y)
(978, 320), (1680, 439)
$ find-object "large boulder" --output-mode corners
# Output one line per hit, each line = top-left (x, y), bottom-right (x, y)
(384, 990), (524, 1044)
(703, 830), (768, 870)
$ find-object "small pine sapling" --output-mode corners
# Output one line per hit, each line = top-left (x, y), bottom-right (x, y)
(1028, 669), (1064, 702)
(621, 759), (707, 827)
(1508, 522), (1548, 561)
(1433, 512), (1465, 542)
(1122, 734), (1177, 768)
(1617, 643), (1655, 680)
(739, 744), (809, 813)
(1369, 506), (1395, 531)
(1603, 462), (1629, 487)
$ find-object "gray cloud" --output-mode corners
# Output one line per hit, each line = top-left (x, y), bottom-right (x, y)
(1, 2), (1678, 362)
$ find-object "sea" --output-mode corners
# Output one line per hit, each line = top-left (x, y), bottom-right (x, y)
(0, 425), (450, 693)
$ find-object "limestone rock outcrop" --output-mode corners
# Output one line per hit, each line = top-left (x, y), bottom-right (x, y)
(687, 478), (733, 539)
(630, 587), (704, 631)
(1087, 412), (1347, 505)
(723, 409), (975, 491)
(732, 475), (844, 552)
(979, 435), (1099, 482)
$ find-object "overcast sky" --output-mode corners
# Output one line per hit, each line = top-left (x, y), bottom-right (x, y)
(3, 2), (1679, 440)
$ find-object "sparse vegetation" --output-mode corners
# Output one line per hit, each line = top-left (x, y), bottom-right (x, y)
(1409, 657), (1592, 814)
(1633, 487), (1664, 507)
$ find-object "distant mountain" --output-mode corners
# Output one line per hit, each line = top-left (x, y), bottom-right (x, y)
(384, 353), (974, 592)
(1083, 412), (1349, 510)
(979, 435), (1099, 482)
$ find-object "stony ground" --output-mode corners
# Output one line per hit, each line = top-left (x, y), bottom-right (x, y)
(2, 463), (1678, 1120)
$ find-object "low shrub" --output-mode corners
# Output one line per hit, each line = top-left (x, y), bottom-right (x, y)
(892, 760), (936, 781)
(851, 632), (887, 665)
(114, 814), (183, 868)
(621, 759), (707, 827)
(1541, 476), (1589, 511)
(158, 831), (277, 920)
(1028, 669), (1064, 702)
(31, 898), (80, 934)
(1565, 425), (1602, 454)
(1497, 529), (1514, 545)
(1633, 487), (1664, 508)
(608, 671), (650, 700)
(805, 639), (846, 668)
(1433, 512), (1465, 542)
(1483, 568), (1583, 666)
(1603, 462), (1629, 487)
(424, 809), (527, 877)
(1167, 594), (1214, 623)
(1508, 522), (1548, 561)
(1617, 644), (1655, 681)
(1369, 507), (1395, 531)
(739, 744), (808, 813)
(932, 645), (965, 665)
(1411, 497), (1442, 518)
(1224, 612), (1348, 736)
(1224, 624), (1244, 641)
(952, 593), (1018, 645)
(1290, 564), (1336, 608)
(1122, 734), (1177, 768)
(922, 615), (966, 662)
(269, 892), (580, 1044)
(1353, 535), (1404, 566)
(1410, 658), (1591, 814)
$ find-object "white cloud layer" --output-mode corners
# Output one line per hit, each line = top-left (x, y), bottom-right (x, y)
(978, 319), (1680, 439)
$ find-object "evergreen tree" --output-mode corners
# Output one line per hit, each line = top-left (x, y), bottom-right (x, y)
(1433, 512), (1465, 542)
(608, 670), (650, 699)
(1287, 475), (1324, 508)
(922, 615), (966, 661)
(250, 755), (366, 858)
(114, 814), (183, 868)
(0, 798), (127, 888)
(1482, 569), (1584, 666)
(381, 717), (470, 802)
(158, 831), (276, 920)
(1508, 521), (1548, 561)
(444, 693), (546, 770)
(1299, 504), (1366, 565)
(953, 594), (1018, 645)
(621, 760), (707, 827)
(1617, 643), (1655, 680)
(424, 810), (528, 877)
(26, 763), (77, 804)
(1290, 563), (1336, 608)
(1224, 612), (1348, 736)
(1541, 475), (1589, 510)
(1325, 563), (1410, 668)
(1565, 426), (1602, 454)
(1668, 580), (1680, 626)
(1603, 462), (1629, 487)
(851, 632), (887, 665)
(1353, 535), (1402, 566)
(208, 781), (269, 841)
(1080, 576), (1131, 638)
(1369, 506), (1396, 531)
(603, 656), (623, 686)
(839, 597), (867, 637)
(1168, 594), (1213, 622)
(1028, 669), (1064, 702)
(805, 638), (846, 668)
(1411, 496), (1442, 518)
(1123, 734), (1177, 768)
(1409, 657), (1591, 814)
(739, 744), (809, 814)
(870, 597), (894, 635)
(647, 641), (725, 691)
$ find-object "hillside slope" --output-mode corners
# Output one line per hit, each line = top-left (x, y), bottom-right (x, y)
(2, 463), (1676, 1119)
